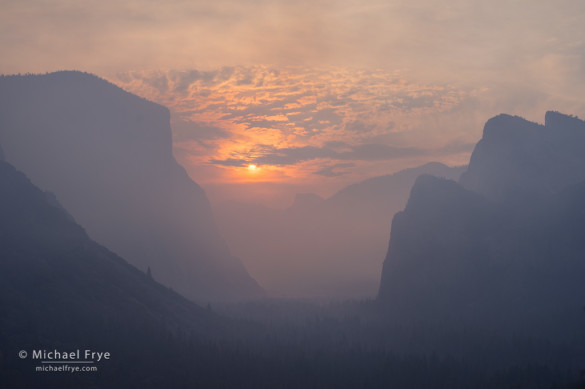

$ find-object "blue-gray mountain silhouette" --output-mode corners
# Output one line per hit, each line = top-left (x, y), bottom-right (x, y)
(379, 112), (585, 339)
(460, 111), (585, 202)
(0, 158), (221, 342)
(0, 157), (267, 388)
(0, 71), (262, 301)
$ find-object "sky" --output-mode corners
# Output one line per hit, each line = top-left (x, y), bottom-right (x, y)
(2, 0), (585, 207)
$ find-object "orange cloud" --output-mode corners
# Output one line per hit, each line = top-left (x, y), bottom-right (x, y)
(110, 66), (475, 187)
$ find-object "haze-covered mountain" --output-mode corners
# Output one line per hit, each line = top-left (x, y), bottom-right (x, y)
(0, 157), (234, 386)
(215, 162), (465, 298)
(0, 158), (219, 333)
(460, 111), (585, 202)
(0, 71), (262, 302)
(379, 112), (585, 340)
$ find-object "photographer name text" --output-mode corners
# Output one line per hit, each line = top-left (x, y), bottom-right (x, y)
(31, 349), (110, 362)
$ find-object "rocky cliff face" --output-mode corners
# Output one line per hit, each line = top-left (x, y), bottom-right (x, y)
(378, 112), (585, 338)
(0, 71), (262, 301)
(460, 112), (585, 203)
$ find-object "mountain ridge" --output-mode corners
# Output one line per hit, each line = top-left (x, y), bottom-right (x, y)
(460, 111), (585, 202)
(378, 111), (585, 339)
(0, 158), (222, 337)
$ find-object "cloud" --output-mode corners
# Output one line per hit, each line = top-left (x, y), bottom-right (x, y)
(108, 64), (585, 189)
(2, 0), (585, 103)
(211, 140), (475, 167)
(113, 66), (468, 141)
(171, 117), (229, 141)
(209, 158), (249, 167)
(344, 120), (376, 133)
(3, 0), (585, 200)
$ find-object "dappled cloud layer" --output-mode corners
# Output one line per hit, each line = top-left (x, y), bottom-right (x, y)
(111, 66), (476, 186)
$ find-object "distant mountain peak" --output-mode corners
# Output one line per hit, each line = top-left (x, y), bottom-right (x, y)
(481, 113), (543, 142)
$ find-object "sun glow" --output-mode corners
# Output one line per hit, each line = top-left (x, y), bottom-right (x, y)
(113, 67), (473, 187)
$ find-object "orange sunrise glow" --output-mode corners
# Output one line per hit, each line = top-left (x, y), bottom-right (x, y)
(110, 66), (478, 202)
(4, 0), (584, 206)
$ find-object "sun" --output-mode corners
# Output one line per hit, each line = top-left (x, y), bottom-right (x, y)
(247, 164), (257, 171)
